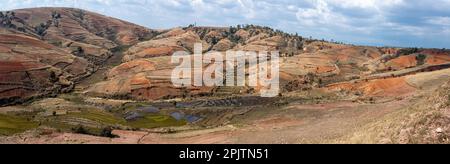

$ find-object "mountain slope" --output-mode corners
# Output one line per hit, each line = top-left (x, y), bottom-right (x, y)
(0, 29), (92, 105)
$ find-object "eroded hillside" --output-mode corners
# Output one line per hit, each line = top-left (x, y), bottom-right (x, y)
(0, 8), (157, 105)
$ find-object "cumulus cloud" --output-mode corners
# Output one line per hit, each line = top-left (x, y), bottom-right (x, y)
(1, 0), (449, 48)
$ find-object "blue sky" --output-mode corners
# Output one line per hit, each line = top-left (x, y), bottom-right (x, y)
(1, 0), (450, 48)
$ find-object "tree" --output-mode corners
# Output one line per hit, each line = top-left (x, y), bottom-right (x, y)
(75, 46), (84, 55)
(211, 37), (219, 45)
(35, 23), (48, 36)
(52, 11), (61, 19)
(229, 26), (236, 34)
(398, 48), (419, 56)
(73, 9), (85, 20)
(50, 71), (58, 83)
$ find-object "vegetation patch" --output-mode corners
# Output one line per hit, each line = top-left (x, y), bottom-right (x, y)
(416, 54), (427, 66)
(127, 114), (186, 129)
(67, 109), (126, 125)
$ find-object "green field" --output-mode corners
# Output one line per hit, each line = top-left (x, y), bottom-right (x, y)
(127, 115), (186, 129)
(68, 109), (127, 125)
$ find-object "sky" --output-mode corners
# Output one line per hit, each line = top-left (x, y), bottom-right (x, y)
(1, 0), (450, 48)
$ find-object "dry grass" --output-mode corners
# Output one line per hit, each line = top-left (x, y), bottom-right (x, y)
(333, 81), (450, 144)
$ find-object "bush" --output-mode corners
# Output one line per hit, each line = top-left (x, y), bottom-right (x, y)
(51, 11), (61, 19)
(72, 9), (85, 20)
(416, 54), (427, 65)
(17, 27), (26, 32)
(100, 127), (118, 138)
(72, 126), (89, 135)
(35, 23), (48, 36)
(50, 71), (58, 83)
(398, 48), (419, 56)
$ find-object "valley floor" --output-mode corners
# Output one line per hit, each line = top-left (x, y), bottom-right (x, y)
(1, 91), (445, 144)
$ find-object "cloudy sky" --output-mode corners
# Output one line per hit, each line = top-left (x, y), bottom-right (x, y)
(1, 0), (450, 48)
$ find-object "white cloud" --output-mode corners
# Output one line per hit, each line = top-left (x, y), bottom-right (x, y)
(1, 0), (449, 48)
(427, 16), (450, 26)
(327, 0), (404, 10)
(295, 0), (347, 27)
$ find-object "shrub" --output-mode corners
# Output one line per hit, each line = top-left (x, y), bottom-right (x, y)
(35, 23), (48, 36)
(416, 54), (427, 65)
(398, 48), (419, 56)
(50, 71), (58, 83)
(72, 126), (89, 135)
(100, 127), (118, 138)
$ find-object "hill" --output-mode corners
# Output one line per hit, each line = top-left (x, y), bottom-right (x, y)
(0, 7), (156, 105)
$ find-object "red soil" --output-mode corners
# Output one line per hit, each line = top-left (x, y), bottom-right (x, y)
(137, 47), (181, 58)
(0, 34), (53, 49)
(107, 59), (156, 78)
(387, 55), (417, 69)
(328, 77), (416, 97)
(0, 45), (11, 53)
(0, 61), (46, 74)
(419, 50), (450, 65)
(426, 54), (450, 65)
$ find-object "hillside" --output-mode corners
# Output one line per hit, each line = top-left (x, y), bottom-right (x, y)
(338, 81), (450, 144)
(0, 7), (157, 105)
